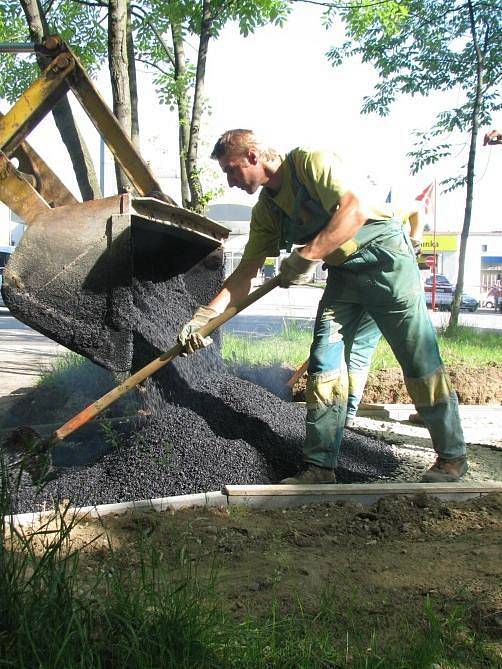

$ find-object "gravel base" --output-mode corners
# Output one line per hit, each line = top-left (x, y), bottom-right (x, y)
(347, 413), (502, 483)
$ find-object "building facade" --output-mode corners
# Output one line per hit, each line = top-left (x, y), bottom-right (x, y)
(420, 231), (502, 297)
(0, 203), (25, 247)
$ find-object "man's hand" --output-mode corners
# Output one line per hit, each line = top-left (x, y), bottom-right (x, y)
(178, 305), (218, 355)
(410, 237), (422, 256)
(279, 249), (320, 288)
(483, 129), (502, 146)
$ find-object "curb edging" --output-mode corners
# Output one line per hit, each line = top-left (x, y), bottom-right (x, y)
(5, 481), (502, 528)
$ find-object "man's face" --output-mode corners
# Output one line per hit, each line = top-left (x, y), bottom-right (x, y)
(218, 150), (264, 194)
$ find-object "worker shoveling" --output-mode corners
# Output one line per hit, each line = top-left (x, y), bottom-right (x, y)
(0, 37), (401, 512)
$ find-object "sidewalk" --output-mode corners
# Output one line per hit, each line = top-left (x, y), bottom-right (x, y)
(0, 311), (66, 399)
(225, 284), (502, 329)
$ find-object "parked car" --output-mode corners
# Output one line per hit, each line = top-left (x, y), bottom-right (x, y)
(424, 290), (479, 312)
(483, 284), (502, 310)
(459, 293), (479, 312)
(0, 245), (15, 308)
(424, 275), (454, 293)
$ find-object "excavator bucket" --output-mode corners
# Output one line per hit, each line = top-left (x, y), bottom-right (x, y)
(0, 36), (229, 371)
(2, 193), (228, 371)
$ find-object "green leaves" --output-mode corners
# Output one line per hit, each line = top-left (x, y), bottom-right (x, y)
(327, 0), (501, 116)
(326, 0), (501, 188)
(0, 1), (107, 103)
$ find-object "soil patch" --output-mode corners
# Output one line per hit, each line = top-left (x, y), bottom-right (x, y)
(27, 492), (502, 658)
(291, 363), (502, 405)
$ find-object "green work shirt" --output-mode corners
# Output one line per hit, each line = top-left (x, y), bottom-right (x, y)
(241, 148), (393, 261)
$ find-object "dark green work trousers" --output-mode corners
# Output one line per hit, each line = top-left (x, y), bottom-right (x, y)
(305, 219), (466, 469)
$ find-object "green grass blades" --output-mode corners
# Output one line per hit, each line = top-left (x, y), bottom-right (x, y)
(223, 325), (502, 370)
(222, 319), (312, 368)
(1, 461), (499, 669)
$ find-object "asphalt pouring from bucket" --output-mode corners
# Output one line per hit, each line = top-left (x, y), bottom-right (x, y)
(4, 254), (399, 513)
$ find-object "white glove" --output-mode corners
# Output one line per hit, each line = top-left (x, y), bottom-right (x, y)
(178, 305), (218, 355)
(279, 249), (320, 288)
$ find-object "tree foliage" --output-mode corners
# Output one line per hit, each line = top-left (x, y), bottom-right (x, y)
(0, 0), (103, 199)
(0, 0), (290, 210)
(0, 1), (107, 102)
(324, 0), (501, 327)
(130, 0), (290, 210)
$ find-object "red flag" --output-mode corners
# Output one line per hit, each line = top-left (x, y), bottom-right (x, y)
(415, 182), (435, 216)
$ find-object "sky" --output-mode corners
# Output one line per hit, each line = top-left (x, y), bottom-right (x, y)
(3, 3), (501, 232)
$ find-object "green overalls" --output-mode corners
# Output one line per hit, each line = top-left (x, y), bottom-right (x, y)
(270, 153), (466, 470)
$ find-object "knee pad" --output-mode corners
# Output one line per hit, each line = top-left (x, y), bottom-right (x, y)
(306, 369), (348, 409)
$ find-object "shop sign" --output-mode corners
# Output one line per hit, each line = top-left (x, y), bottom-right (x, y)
(420, 234), (458, 252)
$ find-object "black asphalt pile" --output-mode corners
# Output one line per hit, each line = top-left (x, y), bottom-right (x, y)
(8, 255), (399, 513)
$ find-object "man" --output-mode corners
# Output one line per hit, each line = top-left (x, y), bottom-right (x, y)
(344, 205), (425, 427)
(179, 129), (468, 484)
(483, 129), (502, 145)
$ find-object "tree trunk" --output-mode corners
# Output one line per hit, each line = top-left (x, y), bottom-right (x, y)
(448, 1), (484, 330)
(186, 0), (213, 213)
(19, 0), (101, 201)
(127, 5), (140, 149)
(108, 0), (132, 192)
(171, 21), (191, 208)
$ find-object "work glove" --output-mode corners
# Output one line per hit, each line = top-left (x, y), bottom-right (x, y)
(410, 237), (422, 256)
(178, 305), (218, 355)
(278, 249), (320, 288)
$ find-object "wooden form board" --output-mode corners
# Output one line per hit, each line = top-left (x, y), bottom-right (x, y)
(223, 481), (502, 509)
(7, 482), (501, 528)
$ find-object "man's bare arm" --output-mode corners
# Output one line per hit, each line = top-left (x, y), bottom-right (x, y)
(298, 191), (366, 261)
(207, 258), (266, 313)
(483, 129), (502, 146)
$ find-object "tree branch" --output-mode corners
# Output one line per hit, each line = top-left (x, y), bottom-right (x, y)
(68, 0), (107, 8)
(290, 0), (393, 8)
(130, 4), (175, 68)
(135, 56), (168, 75)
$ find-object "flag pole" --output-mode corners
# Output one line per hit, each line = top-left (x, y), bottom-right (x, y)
(431, 179), (437, 311)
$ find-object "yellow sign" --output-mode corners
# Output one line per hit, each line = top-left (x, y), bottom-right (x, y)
(420, 234), (457, 252)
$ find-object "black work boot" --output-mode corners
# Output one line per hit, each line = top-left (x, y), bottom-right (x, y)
(421, 456), (468, 483)
(279, 464), (337, 485)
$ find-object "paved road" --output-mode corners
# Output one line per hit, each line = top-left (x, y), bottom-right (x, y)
(223, 285), (502, 336)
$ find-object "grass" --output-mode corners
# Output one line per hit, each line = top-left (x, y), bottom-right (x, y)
(7, 352), (140, 427)
(1, 462), (499, 668)
(222, 319), (312, 369)
(222, 322), (502, 370)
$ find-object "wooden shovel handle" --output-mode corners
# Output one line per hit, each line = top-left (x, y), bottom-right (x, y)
(53, 275), (282, 443)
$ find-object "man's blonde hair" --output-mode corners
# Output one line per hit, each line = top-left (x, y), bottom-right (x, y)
(211, 129), (279, 162)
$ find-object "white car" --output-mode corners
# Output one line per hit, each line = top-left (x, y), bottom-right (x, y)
(0, 245), (15, 308)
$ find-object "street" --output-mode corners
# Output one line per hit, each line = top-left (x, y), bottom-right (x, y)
(0, 308), (66, 395)
(222, 285), (502, 336)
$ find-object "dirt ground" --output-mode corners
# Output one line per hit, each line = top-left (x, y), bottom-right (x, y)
(293, 363), (502, 406)
(31, 491), (502, 657)
(5, 360), (501, 661)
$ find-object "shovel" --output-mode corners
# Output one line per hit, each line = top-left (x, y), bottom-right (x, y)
(5, 275), (282, 483)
